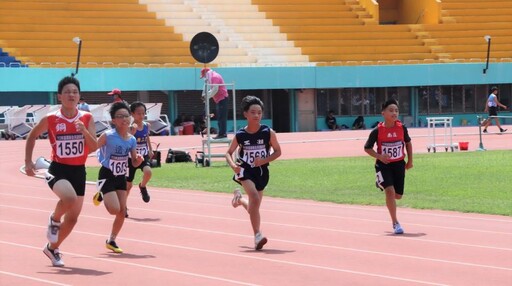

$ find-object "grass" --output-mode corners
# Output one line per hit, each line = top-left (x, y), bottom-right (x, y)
(86, 151), (512, 216)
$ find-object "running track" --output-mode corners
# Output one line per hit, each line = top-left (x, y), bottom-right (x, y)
(0, 126), (511, 285)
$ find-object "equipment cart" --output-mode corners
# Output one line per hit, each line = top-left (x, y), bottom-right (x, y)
(426, 117), (458, 153)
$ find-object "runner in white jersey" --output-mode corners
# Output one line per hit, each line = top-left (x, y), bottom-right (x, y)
(225, 96), (282, 250)
(482, 86), (507, 133)
(24, 76), (97, 267)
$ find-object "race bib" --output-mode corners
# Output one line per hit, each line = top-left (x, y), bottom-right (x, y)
(381, 142), (404, 160)
(56, 137), (85, 158)
(136, 144), (148, 156)
(109, 156), (128, 176)
(242, 148), (267, 166)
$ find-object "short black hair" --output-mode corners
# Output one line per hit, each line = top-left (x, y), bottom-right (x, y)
(130, 101), (146, 113)
(58, 76), (80, 94)
(491, 86), (499, 92)
(241, 95), (264, 112)
(109, 102), (130, 119)
(381, 98), (399, 111)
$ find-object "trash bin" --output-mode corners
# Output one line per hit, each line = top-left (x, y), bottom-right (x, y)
(182, 122), (195, 135)
(459, 142), (469, 151)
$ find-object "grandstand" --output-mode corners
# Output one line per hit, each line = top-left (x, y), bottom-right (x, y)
(0, 0), (511, 67)
(0, 0), (511, 134)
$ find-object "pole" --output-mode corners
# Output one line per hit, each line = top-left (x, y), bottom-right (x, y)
(483, 36), (491, 74)
(477, 115), (486, 151)
(71, 38), (82, 77)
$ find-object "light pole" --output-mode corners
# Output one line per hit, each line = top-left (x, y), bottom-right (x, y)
(71, 37), (82, 77)
(483, 35), (491, 74)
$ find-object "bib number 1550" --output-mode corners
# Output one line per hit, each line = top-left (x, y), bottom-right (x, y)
(57, 140), (84, 158)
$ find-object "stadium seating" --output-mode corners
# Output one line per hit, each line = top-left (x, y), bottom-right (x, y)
(142, 0), (309, 65)
(254, 0), (436, 64)
(0, 0), (511, 67)
(0, 0), (194, 66)
(412, 0), (512, 62)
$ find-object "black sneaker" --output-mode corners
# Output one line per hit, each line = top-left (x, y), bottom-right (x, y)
(93, 191), (103, 206)
(43, 244), (64, 267)
(213, 134), (227, 140)
(500, 128), (507, 133)
(139, 184), (150, 203)
(483, 129), (488, 133)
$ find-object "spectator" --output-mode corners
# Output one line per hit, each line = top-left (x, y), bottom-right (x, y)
(200, 68), (228, 139)
(78, 96), (90, 112)
(482, 86), (507, 133)
(325, 110), (339, 130)
(108, 88), (125, 104)
(352, 116), (366, 130)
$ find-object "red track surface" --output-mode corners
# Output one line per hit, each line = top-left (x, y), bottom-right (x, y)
(1, 126), (511, 285)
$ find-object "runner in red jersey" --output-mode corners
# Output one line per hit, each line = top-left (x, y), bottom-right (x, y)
(25, 76), (97, 267)
(46, 108), (93, 165)
(364, 99), (413, 235)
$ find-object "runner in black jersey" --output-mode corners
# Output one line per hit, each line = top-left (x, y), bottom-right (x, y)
(226, 96), (282, 250)
(364, 99), (413, 235)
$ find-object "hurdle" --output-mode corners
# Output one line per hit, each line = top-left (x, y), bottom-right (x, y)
(476, 115), (512, 151)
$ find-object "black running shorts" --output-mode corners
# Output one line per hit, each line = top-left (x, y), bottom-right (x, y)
(375, 160), (406, 195)
(233, 166), (269, 191)
(97, 166), (127, 195)
(126, 156), (151, 182)
(46, 161), (86, 196)
(488, 106), (498, 116)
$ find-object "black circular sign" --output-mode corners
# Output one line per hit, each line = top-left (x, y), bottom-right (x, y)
(190, 32), (219, 63)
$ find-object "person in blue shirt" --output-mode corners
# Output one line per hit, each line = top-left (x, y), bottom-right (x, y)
(93, 102), (143, 253)
(225, 96), (282, 250)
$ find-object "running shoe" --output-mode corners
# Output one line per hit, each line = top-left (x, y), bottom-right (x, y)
(254, 232), (268, 250)
(231, 188), (242, 208)
(139, 184), (150, 203)
(93, 191), (103, 206)
(106, 240), (123, 253)
(125, 208), (129, 218)
(500, 128), (507, 133)
(43, 243), (64, 267)
(393, 222), (404, 235)
(483, 129), (488, 133)
(47, 213), (60, 244)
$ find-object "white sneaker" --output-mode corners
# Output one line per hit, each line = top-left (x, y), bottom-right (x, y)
(393, 222), (404, 235)
(43, 244), (64, 267)
(254, 232), (268, 250)
(47, 213), (61, 244)
(231, 188), (242, 208)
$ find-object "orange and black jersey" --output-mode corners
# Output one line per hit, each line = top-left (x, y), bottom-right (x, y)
(48, 109), (92, 166)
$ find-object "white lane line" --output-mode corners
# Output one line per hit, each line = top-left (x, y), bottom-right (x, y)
(1, 201), (511, 252)
(2, 218), (511, 272)
(5, 182), (512, 225)
(3, 176), (512, 224)
(0, 239), (445, 286)
(0, 241), (260, 286)
(0, 270), (71, 286)
(108, 186), (512, 224)
(1, 190), (511, 235)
